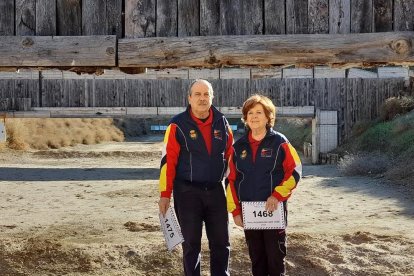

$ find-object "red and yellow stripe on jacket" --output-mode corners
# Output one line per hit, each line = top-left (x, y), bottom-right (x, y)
(273, 143), (301, 201)
(159, 124), (180, 198)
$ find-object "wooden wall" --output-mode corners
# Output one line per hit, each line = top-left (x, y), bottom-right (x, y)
(1, 0), (413, 37)
(0, 76), (407, 142)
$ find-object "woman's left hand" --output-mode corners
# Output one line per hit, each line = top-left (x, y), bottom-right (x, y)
(265, 196), (279, 212)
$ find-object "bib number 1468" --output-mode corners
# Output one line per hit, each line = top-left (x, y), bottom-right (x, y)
(252, 210), (273, 217)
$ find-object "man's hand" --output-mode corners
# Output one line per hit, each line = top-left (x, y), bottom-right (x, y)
(158, 197), (170, 217)
(233, 215), (243, 228)
(265, 195), (279, 212)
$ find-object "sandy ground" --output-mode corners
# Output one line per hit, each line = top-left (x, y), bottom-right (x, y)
(0, 136), (413, 276)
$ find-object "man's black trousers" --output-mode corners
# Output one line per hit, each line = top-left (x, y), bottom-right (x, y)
(174, 182), (230, 276)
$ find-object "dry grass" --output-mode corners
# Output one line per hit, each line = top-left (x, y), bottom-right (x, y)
(380, 96), (414, 121)
(4, 118), (124, 150)
(337, 152), (391, 176)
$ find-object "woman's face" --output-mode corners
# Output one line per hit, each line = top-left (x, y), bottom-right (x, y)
(246, 103), (268, 132)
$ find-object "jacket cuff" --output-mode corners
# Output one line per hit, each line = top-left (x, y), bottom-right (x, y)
(272, 191), (286, 202)
(232, 208), (241, 217)
(161, 191), (172, 198)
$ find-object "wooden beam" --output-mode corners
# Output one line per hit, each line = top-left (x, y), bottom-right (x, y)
(118, 32), (414, 68)
(0, 36), (116, 67)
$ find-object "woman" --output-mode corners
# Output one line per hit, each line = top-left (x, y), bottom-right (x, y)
(226, 94), (302, 276)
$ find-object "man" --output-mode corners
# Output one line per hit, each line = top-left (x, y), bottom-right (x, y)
(159, 79), (233, 276)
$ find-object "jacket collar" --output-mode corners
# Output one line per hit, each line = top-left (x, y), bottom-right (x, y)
(185, 105), (224, 123)
(239, 128), (276, 145)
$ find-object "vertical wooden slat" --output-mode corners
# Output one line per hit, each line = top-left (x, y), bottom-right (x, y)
(373, 0), (393, 32)
(264, 0), (285, 34)
(0, 0), (15, 35)
(157, 0), (178, 36)
(221, 0), (263, 35)
(82, 0), (106, 35)
(178, 0), (200, 36)
(394, 0), (414, 31)
(36, 0), (57, 35)
(106, 0), (123, 38)
(200, 0), (220, 35)
(351, 0), (373, 33)
(94, 79), (125, 107)
(287, 0), (308, 34)
(57, 0), (82, 35)
(42, 79), (62, 107)
(125, 0), (156, 38)
(14, 79), (39, 109)
(308, 0), (329, 34)
(329, 0), (351, 33)
(66, 79), (84, 107)
(16, 0), (36, 35)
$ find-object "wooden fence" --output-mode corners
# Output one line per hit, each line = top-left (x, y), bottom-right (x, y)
(0, 77), (407, 143)
(1, 0), (413, 37)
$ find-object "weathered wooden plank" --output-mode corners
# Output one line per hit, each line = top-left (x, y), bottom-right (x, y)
(219, 68), (250, 79)
(351, 0), (373, 33)
(16, 0), (36, 35)
(146, 69), (189, 79)
(57, 0), (82, 35)
(264, 0), (285, 34)
(200, 0), (220, 35)
(126, 107), (157, 115)
(156, 0), (177, 36)
(314, 66), (346, 78)
(251, 68), (282, 79)
(82, 0), (106, 35)
(394, 0), (414, 31)
(125, 0), (155, 38)
(377, 67), (409, 79)
(308, 0), (329, 34)
(14, 79), (39, 108)
(32, 107), (127, 117)
(221, 79), (250, 106)
(0, 0), (15, 35)
(373, 0), (393, 32)
(94, 79), (125, 107)
(125, 80), (152, 106)
(283, 68), (313, 78)
(286, 0), (308, 34)
(329, 0), (351, 34)
(178, 0), (200, 36)
(36, 0), (57, 35)
(221, 0), (263, 35)
(106, 0), (123, 37)
(348, 68), (377, 78)
(119, 32), (414, 68)
(0, 36), (116, 66)
(189, 69), (220, 79)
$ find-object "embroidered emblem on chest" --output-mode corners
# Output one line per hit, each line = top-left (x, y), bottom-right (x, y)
(240, 149), (248, 160)
(189, 130), (198, 140)
(261, 148), (273, 158)
(213, 129), (222, 140)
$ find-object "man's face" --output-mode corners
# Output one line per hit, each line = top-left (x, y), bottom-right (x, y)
(188, 82), (213, 116)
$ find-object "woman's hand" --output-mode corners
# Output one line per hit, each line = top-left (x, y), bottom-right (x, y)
(265, 196), (279, 212)
(233, 215), (244, 228)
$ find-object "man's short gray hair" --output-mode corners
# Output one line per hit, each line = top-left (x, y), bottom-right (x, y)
(188, 79), (214, 98)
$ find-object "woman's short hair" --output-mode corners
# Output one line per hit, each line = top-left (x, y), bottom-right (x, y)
(242, 94), (276, 129)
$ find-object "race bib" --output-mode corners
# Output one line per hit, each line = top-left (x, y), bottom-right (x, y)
(242, 201), (286, 230)
(159, 207), (184, 251)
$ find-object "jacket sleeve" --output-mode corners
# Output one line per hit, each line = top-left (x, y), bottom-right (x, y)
(159, 124), (180, 198)
(272, 142), (302, 201)
(226, 150), (241, 217)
